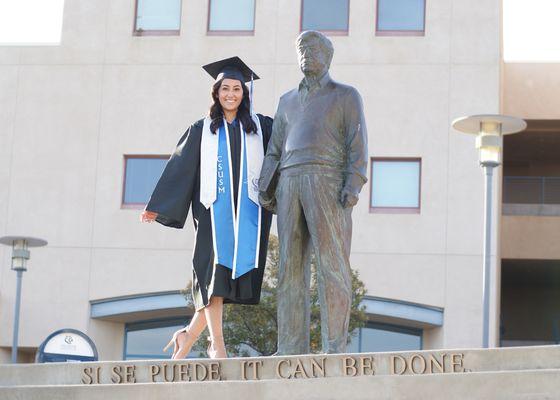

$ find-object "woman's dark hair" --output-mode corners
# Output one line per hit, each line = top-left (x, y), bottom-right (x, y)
(209, 78), (257, 134)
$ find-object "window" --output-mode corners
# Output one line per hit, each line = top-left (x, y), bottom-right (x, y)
(376, 0), (425, 36)
(347, 322), (422, 353)
(208, 0), (255, 34)
(134, 0), (182, 35)
(124, 319), (203, 359)
(301, 0), (349, 33)
(122, 155), (168, 208)
(370, 158), (421, 213)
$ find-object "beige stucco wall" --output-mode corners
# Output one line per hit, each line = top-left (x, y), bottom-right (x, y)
(0, 0), (502, 358)
(501, 216), (560, 260)
(502, 63), (560, 119)
(500, 62), (560, 268)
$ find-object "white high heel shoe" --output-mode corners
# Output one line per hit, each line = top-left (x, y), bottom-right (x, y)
(207, 335), (227, 359)
(163, 327), (192, 359)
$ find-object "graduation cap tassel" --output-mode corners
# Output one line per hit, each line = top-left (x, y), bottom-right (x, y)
(250, 73), (254, 116)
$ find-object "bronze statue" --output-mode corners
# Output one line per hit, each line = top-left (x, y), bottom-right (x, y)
(259, 31), (368, 354)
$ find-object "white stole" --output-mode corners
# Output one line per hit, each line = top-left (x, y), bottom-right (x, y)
(200, 114), (264, 209)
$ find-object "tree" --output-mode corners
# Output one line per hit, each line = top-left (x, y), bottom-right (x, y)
(183, 235), (367, 356)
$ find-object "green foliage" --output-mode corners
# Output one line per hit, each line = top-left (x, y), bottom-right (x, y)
(183, 235), (367, 356)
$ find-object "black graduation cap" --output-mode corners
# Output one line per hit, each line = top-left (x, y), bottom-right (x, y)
(202, 56), (260, 83)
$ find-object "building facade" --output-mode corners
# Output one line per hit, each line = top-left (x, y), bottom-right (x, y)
(499, 62), (560, 347)
(0, 0), (521, 362)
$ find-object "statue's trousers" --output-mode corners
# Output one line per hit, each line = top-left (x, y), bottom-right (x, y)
(276, 165), (353, 355)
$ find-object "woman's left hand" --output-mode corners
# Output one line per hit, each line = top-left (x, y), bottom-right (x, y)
(140, 210), (158, 223)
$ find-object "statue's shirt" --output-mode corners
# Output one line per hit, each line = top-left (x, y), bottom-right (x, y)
(268, 73), (368, 195)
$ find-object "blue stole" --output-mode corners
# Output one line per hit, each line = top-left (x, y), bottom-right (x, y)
(211, 120), (261, 279)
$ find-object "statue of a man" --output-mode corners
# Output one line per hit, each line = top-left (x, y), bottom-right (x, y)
(259, 31), (368, 354)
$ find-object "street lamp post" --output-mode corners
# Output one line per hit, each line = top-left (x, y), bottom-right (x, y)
(452, 115), (526, 348)
(0, 236), (47, 363)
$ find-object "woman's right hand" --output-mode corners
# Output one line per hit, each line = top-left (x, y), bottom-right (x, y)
(140, 210), (158, 223)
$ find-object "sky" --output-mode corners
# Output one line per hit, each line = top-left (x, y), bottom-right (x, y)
(503, 0), (560, 62)
(0, 0), (559, 62)
(0, 0), (65, 45)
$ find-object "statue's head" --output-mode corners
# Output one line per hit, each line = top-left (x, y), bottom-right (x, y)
(296, 30), (334, 78)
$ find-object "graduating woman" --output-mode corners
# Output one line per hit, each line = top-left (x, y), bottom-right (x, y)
(140, 57), (273, 359)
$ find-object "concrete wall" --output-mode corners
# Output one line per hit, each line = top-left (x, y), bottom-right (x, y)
(0, 0), (502, 358)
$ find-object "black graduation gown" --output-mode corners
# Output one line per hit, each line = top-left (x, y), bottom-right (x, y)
(146, 115), (273, 311)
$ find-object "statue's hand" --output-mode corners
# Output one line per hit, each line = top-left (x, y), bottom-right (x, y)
(259, 192), (277, 214)
(340, 188), (358, 208)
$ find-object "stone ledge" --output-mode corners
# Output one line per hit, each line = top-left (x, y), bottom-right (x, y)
(1, 345), (559, 387)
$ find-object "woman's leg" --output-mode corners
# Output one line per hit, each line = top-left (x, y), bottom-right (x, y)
(172, 309), (207, 359)
(204, 296), (227, 358)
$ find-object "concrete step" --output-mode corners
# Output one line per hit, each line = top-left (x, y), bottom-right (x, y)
(1, 369), (560, 400)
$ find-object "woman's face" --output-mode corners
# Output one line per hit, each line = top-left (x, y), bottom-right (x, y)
(218, 78), (243, 114)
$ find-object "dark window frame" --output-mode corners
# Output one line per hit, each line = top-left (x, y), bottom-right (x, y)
(375, 0), (426, 37)
(123, 317), (188, 360)
(300, 0), (350, 36)
(369, 157), (422, 214)
(133, 0), (182, 36)
(206, 0), (256, 36)
(123, 318), (422, 359)
(121, 154), (169, 210)
(354, 321), (423, 352)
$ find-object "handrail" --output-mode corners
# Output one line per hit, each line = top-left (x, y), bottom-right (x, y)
(503, 176), (560, 204)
